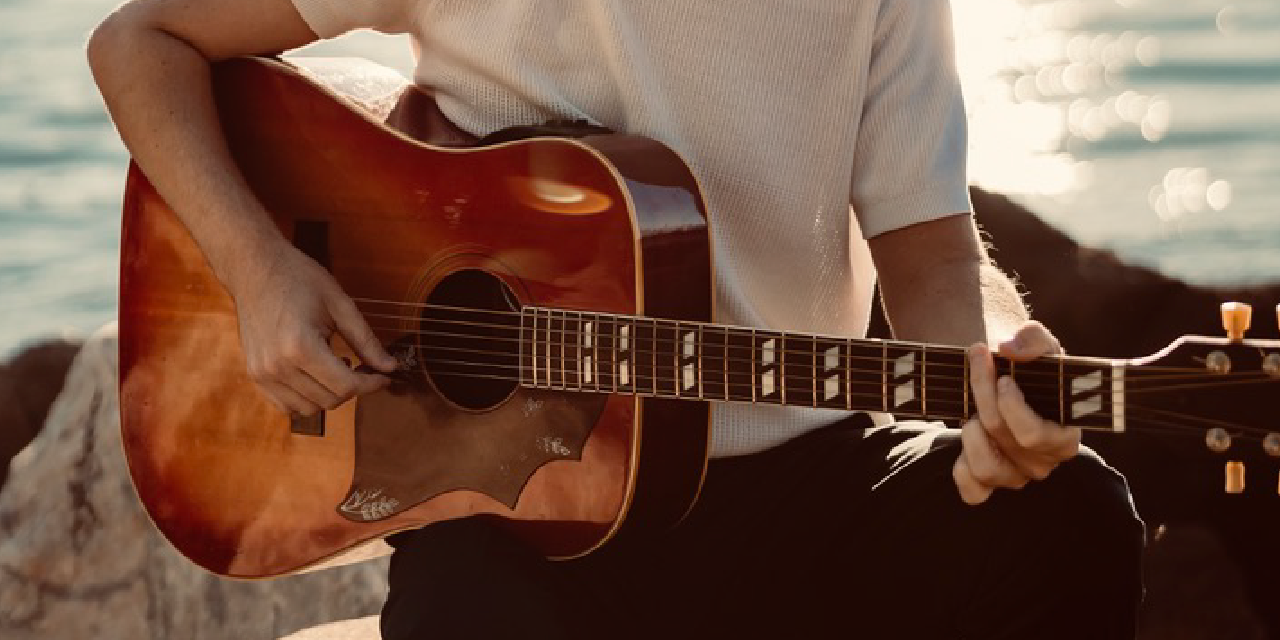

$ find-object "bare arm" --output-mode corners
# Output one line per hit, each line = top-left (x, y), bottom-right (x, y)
(868, 213), (1025, 347)
(869, 214), (1081, 504)
(88, 0), (397, 416)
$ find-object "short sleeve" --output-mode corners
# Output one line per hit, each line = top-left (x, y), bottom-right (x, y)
(290, 0), (421, 38)
(849, 0), (972, 239)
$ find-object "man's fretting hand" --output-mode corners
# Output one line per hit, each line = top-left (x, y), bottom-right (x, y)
(231, 246), (399, 418)
(953, 321), (1082, 505)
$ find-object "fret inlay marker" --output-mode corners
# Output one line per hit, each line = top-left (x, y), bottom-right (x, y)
(1111, 364), (1126, 432)
(581, 321), (594, 385)
(893, 351), (916, 408)
(1071, 370), (1103, 419)
(823, 346), (840, 401)
(682, 331), (697, 391)
(618, 324), (631, 387)
(761, 338), (777, 397)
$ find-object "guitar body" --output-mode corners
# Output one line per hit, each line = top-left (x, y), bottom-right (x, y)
(119, 57), (712, 578)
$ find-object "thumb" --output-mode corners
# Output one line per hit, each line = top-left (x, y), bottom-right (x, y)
(328, 293), (398, 373)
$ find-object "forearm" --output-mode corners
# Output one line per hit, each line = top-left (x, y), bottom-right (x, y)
(880, 258), (1029, 347)
(87, 2), (318, 296)
(89, 18), (284, 294)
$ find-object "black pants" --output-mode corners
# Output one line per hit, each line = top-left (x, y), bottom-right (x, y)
(380, 417), (1144, 639)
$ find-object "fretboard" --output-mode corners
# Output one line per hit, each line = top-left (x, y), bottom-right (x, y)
(519, 306), (1126, 430)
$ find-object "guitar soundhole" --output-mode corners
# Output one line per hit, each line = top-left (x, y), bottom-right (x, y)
(420, 269), (522, 410)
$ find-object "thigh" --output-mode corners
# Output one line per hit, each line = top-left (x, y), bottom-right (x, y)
(380, 517), (610, 640)
(827, 424), (1145, 639)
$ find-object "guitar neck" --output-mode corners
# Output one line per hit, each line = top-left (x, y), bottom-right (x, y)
(519, 306), (1127, 431)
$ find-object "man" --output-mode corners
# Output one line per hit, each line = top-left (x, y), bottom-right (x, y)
(88, 0), (1143, 637)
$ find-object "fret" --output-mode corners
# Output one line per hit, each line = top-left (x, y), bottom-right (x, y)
(564, 312), (581, 390)
(1057, 355), (1064, 425)
(725, 329), (755, 403)
(722, 327), (730, 401)
(811, 336), (819, 408)
(681, 323), (701, 399)
(631, 319), (657, 397)
(652, 319), (677, 398)
(779, 332), (788, 406)
(923, 347), (968, 423)
(671, 321), (681, 399)
(754, 330), (783, 405)
(617, 320), (633, 394)
(547, 309), (563, 390)
(523, 309), (536, 388)
(880, 342), (888, 412)
(813, 337), (848, 410)
(700, 325), (729, 401)
(593, 313), (615, 393)
(921, 344), (929, 417)
(781, 333), (815, 408)
(584, 314), (600, 392)
(885, 343), (924, 417)
(1061, 358), (1116, 429)
(846, 341), (886, 413)
(1012, 356), (1062, 423)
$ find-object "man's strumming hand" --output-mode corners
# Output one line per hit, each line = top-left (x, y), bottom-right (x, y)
(953, 321), (1082, 505)
(230, 246), (399, 418)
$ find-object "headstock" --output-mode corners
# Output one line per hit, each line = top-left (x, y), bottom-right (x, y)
(1122, 302), (1280, 495)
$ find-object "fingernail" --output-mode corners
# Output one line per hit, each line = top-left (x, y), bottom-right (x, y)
(998, 376), (1014, 391)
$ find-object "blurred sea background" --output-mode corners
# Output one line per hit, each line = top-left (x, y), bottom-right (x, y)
(1, 0), (1277, 359)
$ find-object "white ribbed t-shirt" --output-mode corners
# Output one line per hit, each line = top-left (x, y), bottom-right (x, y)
(290, 0), (973, 457)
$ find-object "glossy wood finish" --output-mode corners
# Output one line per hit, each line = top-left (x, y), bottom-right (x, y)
(119, 56), (712, 577)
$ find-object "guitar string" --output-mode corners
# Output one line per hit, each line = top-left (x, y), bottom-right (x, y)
(366, 322), (1269, 389)
(363, 319), (1236, 381)
(402, 341), (1269, 396)
(404, 367), (1277, 444)
(356, 303), (1234, 376)
(397, 355), (1277, 438)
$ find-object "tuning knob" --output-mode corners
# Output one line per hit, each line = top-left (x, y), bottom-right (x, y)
(1225, 461), (1245, 494)
(1221, 302), (1252, 341)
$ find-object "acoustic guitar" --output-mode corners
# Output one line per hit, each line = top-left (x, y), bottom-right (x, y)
(118, 56), (1280, 579)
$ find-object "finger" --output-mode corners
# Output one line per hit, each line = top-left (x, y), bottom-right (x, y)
(281, 366), (344, 411)
(960, 417), (1029, 491)
(259, 379), (320, 417)
(327, 292), (398, 373)
(996, 376), (1081, 462)
(953, 454), (994, 506)
(997, 321), (1062, 361)
(300, 334), (389, 402)
(982, 416), (1061, 482)
(967, 343), (1003, 433)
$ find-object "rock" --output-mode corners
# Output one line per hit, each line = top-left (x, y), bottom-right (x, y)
(0, 324), (388, 640)
(0, 337), (83, 491)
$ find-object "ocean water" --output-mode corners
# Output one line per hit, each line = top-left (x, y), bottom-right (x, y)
(1, 0), (1277, 358)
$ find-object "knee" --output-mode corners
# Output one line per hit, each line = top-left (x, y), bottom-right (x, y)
(1010, 446), (1146, 568)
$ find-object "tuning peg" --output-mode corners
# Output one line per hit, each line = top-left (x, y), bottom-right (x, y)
(1225, 461), (1245, 494)
(1206, 427), (1232, 453)
(1221, 302), (1252, 341)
